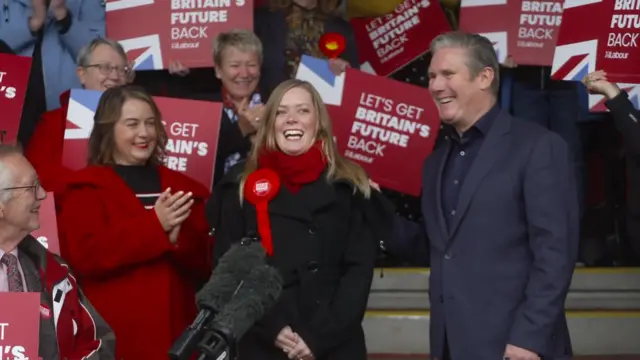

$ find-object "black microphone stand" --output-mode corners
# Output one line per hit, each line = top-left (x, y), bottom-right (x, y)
(196, 324), (237, 360)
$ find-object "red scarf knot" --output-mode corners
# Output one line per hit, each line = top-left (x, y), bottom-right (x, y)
(257, 141), (327, 194)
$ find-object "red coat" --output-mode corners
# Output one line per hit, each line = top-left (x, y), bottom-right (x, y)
(25, 90), (71, 195)
(59, 165), (213, 360)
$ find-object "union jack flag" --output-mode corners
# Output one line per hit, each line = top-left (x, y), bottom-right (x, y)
(551, 0), (640, 110)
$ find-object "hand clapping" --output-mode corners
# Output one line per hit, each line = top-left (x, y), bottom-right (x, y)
(154, 188), (194, 232)
(237, 98), (265, 137)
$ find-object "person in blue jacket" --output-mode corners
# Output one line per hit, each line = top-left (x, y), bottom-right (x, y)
(0, 0), (105, 110)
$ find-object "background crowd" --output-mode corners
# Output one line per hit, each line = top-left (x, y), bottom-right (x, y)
(2, 0), (637, 269)
(1, 0), (637, 359)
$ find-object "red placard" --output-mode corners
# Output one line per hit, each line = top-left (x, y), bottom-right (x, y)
(350, 0), (450, 76)
(0, 292), (40, 360)
(459, 0), (563, 66)
(105, 0), (253, 70)
(31, 192), (60, 256)
(0, 54), (32, 145)
(63, 89), (222, 190)
(552, 0), (640, 85)
(296, 55), (440, 196)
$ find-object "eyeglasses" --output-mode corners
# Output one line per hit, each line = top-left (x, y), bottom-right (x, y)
(85, 63), (131, 77)
(0, 179), (46, 200)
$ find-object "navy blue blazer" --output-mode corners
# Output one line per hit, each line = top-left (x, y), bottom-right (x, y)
(394, 109), (579, 359)
(254, 7), (360, 99)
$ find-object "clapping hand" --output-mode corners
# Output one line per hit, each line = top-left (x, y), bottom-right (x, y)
(154, 188), (194, 232)
(49, 0), (68, 20)
(237, 98), (265, 137)
(168, 61), (190, 77)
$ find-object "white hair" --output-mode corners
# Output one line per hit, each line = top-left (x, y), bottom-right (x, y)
(0, 145), (22, 203)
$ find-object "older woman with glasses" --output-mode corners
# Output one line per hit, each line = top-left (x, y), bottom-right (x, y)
(207, 79), (393, 360)
(58, 85), (213, 360)
(25, 38), (133, 196)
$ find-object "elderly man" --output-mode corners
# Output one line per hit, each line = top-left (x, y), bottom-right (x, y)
(0, 145), (115, 359)
(25, 37), (131, 195)
(389, 31), (579, 360)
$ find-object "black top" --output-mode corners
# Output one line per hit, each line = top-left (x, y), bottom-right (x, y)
(441, 105), (500, 230)
(113, 165), (162, 210)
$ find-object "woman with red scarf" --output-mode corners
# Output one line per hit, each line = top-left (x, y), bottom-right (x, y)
(206, 79), (393, 360)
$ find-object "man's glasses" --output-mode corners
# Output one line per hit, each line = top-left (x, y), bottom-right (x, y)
(0, 180), (45, 200)
(86, 63), (131, 77)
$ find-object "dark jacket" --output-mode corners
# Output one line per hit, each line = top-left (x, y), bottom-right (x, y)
(188, 92), (253, 188)
(18, 235), (116, 359)
(206, 163), (393, 360)
(605, 91), (640, 258)
(392, 110), (579, 359)
(254, 7), (360, 99)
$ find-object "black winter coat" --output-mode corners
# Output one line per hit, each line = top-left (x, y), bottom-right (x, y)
(206, 163), (394, 360)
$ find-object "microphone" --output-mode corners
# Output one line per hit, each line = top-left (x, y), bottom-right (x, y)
(168, 239), (266, 360)
(196, 264), (283, 360)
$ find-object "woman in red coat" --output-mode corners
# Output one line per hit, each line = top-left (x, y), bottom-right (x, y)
(58, 84), (213, 359)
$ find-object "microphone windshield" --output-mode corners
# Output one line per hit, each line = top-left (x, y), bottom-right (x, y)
(213, 264), (283, 340)
(196, 241), (266, 311)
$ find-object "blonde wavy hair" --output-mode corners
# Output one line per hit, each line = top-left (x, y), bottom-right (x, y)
(239, 79), (371, 200)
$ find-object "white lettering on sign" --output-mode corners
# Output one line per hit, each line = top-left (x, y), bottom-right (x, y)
(163, 121), (209, 174)
(0, 71), (17, 99)
(517, 1), (563, 49)
(607, 1), (640, 57)
(344, 92), (430, 164)
(0, 324), (28, 359)
(365, 0), (428, 64)
(169, 0), (242, 49)
(614, 0), (640, 11)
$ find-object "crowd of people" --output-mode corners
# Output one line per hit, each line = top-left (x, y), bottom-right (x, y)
(1, 0), (639, 359)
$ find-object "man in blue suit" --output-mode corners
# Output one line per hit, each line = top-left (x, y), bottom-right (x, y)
(391, 31), (579, 360)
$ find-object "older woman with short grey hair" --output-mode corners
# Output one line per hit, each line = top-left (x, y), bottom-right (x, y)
(194, 29), (266, 187)
(25, 37), (131, 195)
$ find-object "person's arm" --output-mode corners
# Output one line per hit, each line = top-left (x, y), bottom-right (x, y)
(507, 132), (580, 354)
(340, 20), (360, 69)
(0, 1), (39, 52)
(54, 1), (104, 60)
(388, 214), (429, 264)
(24, 110), (71, 194)
(171, 196), (215, 282)
(294, 197), (379, 357)
(217, 110), (252, 160)
(60, 186), (174, 278)
(605, 91), (640, 155)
